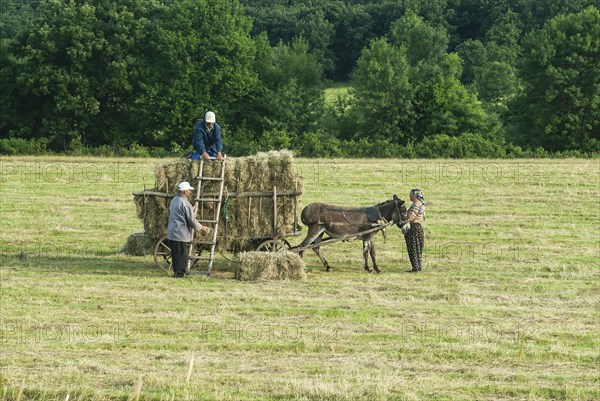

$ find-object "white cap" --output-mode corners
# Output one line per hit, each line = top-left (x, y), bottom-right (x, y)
(178, 181), (194, 191)
(205, 111), (216, 123)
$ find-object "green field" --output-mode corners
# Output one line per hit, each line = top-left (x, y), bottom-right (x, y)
(324, 84), (352, 106)
(0, 157), (598, 400)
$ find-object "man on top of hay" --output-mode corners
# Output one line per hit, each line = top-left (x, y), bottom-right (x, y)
(191, 111), (223, 161)
(168, 181), (211, 278)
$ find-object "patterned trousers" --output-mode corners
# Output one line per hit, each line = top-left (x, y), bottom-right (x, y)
(404, 223), (424, 271)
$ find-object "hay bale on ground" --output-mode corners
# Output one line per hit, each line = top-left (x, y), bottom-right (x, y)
(122, 233), (155, 256)
(236, 251), (306, 281)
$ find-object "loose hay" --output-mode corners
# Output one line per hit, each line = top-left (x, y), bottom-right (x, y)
(236, 251), (306, 281)
(130, 150), (303, 252)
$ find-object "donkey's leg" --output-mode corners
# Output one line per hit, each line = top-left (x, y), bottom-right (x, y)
(369, 234), (380, 273)
(312, 232), (333, 272)
(298, 225), (325, 259)
(362, 239), (372, 273)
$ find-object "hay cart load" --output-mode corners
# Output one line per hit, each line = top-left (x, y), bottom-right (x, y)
(131, 151), (303, 276)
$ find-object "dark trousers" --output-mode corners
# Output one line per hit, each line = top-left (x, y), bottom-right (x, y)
(169, 240), (189, 276)
(404, 223), (424, 271)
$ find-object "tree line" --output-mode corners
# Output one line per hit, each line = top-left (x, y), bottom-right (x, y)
(0, 0), (598, 157)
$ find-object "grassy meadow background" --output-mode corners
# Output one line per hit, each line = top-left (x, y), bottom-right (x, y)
(0, 156), (598, 400)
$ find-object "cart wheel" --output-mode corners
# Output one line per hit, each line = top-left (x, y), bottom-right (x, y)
(256, 239), (291, 253)
(153, 236), (173, 274)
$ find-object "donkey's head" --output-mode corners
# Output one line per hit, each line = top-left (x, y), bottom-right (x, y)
(379, 194), (407, 227)
(394, 194), (408, 228)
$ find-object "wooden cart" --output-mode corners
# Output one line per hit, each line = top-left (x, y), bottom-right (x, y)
(134, 157), (302, 276)
(147, 187), (303, 274)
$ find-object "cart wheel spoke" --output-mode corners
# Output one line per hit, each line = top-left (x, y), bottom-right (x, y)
(256, 239), (291, 253)
(154, 236), (173, 274)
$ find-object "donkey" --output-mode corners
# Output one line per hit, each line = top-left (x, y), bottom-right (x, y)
(296, 195), (407, 273)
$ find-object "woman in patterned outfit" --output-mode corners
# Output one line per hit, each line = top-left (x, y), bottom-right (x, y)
(403, 188), (425, 272)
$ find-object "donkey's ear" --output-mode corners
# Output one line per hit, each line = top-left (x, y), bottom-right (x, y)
(393, 194), (399, 200)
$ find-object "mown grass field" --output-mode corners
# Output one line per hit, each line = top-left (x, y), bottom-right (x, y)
(0, 156), (598, 400)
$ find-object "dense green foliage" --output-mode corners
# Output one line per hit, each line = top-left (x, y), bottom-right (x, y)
(1, 0), (598, 156)
(508, 6), (600, 152)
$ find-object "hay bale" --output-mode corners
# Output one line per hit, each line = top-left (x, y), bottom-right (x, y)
(155, 158), (193, 194)
(155, 159), (237, 196)
(236, 251), (306, 281)
(134, 194), (169, 239)
(224, 150), (300, 250)
(151, 151), (299, 198)
(122, 233), (154, 256)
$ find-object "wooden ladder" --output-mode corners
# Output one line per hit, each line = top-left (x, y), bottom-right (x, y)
(188, 157), (226, 276)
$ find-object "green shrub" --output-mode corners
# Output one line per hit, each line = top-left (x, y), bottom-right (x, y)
(340, 138), (408, 158)
(0, 137), (48, 155)
(295, 130), (344, 157)
(0, 134), (595, 159)
(415, 133), (506, 158)
(0, 137), (177, 157)
(226, 129), (260, 157)
(259, 129), (292, 151)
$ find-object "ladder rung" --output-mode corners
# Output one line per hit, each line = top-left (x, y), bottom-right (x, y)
(197, 177), (223, 181)
(189, 255), (213, 261)
(195, 198), (221, 202)
(198, 219), (218, 224)
(195, 241), (216, 245)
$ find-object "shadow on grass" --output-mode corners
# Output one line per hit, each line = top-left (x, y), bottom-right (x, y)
(0, 253), (240, 279)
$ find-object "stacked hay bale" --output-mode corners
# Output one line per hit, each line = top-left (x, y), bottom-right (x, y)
(134, 193), (169, 240)
(236, 251), (306, 281)
(132, 150), (302, 252)
(226, 151), (299, 250)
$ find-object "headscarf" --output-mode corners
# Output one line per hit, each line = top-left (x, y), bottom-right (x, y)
(410, 188), (424, 204)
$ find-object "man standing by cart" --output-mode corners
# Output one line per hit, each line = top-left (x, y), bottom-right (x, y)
(191, 111), (223, 161)
(167, 181), (211, 278)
